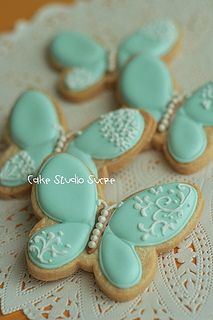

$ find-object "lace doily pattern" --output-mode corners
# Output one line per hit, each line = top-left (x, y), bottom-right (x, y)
(0, 0), (213, 319)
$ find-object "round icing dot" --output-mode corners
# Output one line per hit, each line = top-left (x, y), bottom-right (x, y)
(91, 235), (98, 242)
(93, 228), (101, 236)
(98, 216), (106, 223)
(96, 222), (104, 230)
(102, 209), (109, 217)
(88, 241), (97, 249)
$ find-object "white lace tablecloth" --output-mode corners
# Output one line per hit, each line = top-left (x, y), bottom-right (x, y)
(0, 1), (213, 319)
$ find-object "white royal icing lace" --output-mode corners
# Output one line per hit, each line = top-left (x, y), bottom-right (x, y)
(99, 109), (140, 152)
(0, 151), (36, 183)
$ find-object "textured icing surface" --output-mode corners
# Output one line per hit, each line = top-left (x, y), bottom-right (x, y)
(168, 111), (207, 163)
(71, 109), (145, 160)
(50, 31), (108, 70)
(100, 227), (142, 288)
(0, 90), (60, 187)
(118, 20), (178, 68)
(109, 183), (198, 246)
(64, 65), (105, 92)
(119, 55), (173, 121)
(184, 82), (213, 126)
(28, 222), (91, 269)
(36, 153), (98, 224)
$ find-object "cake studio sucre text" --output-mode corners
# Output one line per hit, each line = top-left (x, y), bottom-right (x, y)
(27, 174), (116, 185)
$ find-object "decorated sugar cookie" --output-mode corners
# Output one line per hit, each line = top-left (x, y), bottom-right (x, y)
(0, 90), (67, 198)
(49, 20), (180, 102)
(161, 81), (213, 173)
(26, 152), (203, 301)
(117, 54), (183, 130)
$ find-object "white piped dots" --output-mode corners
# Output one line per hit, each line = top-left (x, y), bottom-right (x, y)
(96, 222), (104, 230)
(88, 241), (97, 249)
(158, 92), (184, 132)
(98, 216), (106, 223)
(92, 228), (101, 236)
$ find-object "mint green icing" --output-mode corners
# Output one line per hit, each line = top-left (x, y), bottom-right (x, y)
(99, 227), (142, 288)
(36, 153), (98, 225)
(0, 90), (60, 187)
(183, 82), (213, 126)
(167, 82), (213, 163)
(118, 20), (178, 68)
(68, 109), (144, 160)
(28, 222), (91, 269)
(168, 111), (207, 163)
(67, 143), (98, 177)
(109, 183), (198, 246)
(119, 55), (173, 121)
(50, 31), (108, 72)
(64, 64), (106, 92)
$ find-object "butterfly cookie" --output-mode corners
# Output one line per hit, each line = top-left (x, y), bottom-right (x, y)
(48, 20), (180, 102)
(26, 152), (203, 301)
(0, 90), (67, 198)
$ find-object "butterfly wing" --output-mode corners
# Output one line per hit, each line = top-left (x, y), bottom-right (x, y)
(119, 55), (173, 121)
(0, 91), (61, 187)
(28, 222), (91, 269)
(109, 183), (198, 247)
(50, 32), (108, 92)
(118, 20), (178, 68)
(99, 227), (142, 288)
(68, 109), (145, 160)
(35, 153), (98, 225)
(98, 183), (199, 290)
(183, 82), (213, 126)
(166, 82), (213, 164)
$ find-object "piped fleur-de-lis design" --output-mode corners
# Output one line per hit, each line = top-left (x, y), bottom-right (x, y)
(28, 230), (71, 264)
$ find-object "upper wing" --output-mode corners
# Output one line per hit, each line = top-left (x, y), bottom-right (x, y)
(36, 153), (98, 225)
(10, 90), (60, 148)
(69, 108), (145, 160)
(50, 32), (108, 93)
(109, 182), (198, 246)
(118, 20), (178, 68)
(99, 227), (142, 288)
(28, 222), (91, 269)
(182, 81), (213, 126)
(50, 31), (107, 69)
(119, 54), (173, 121)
